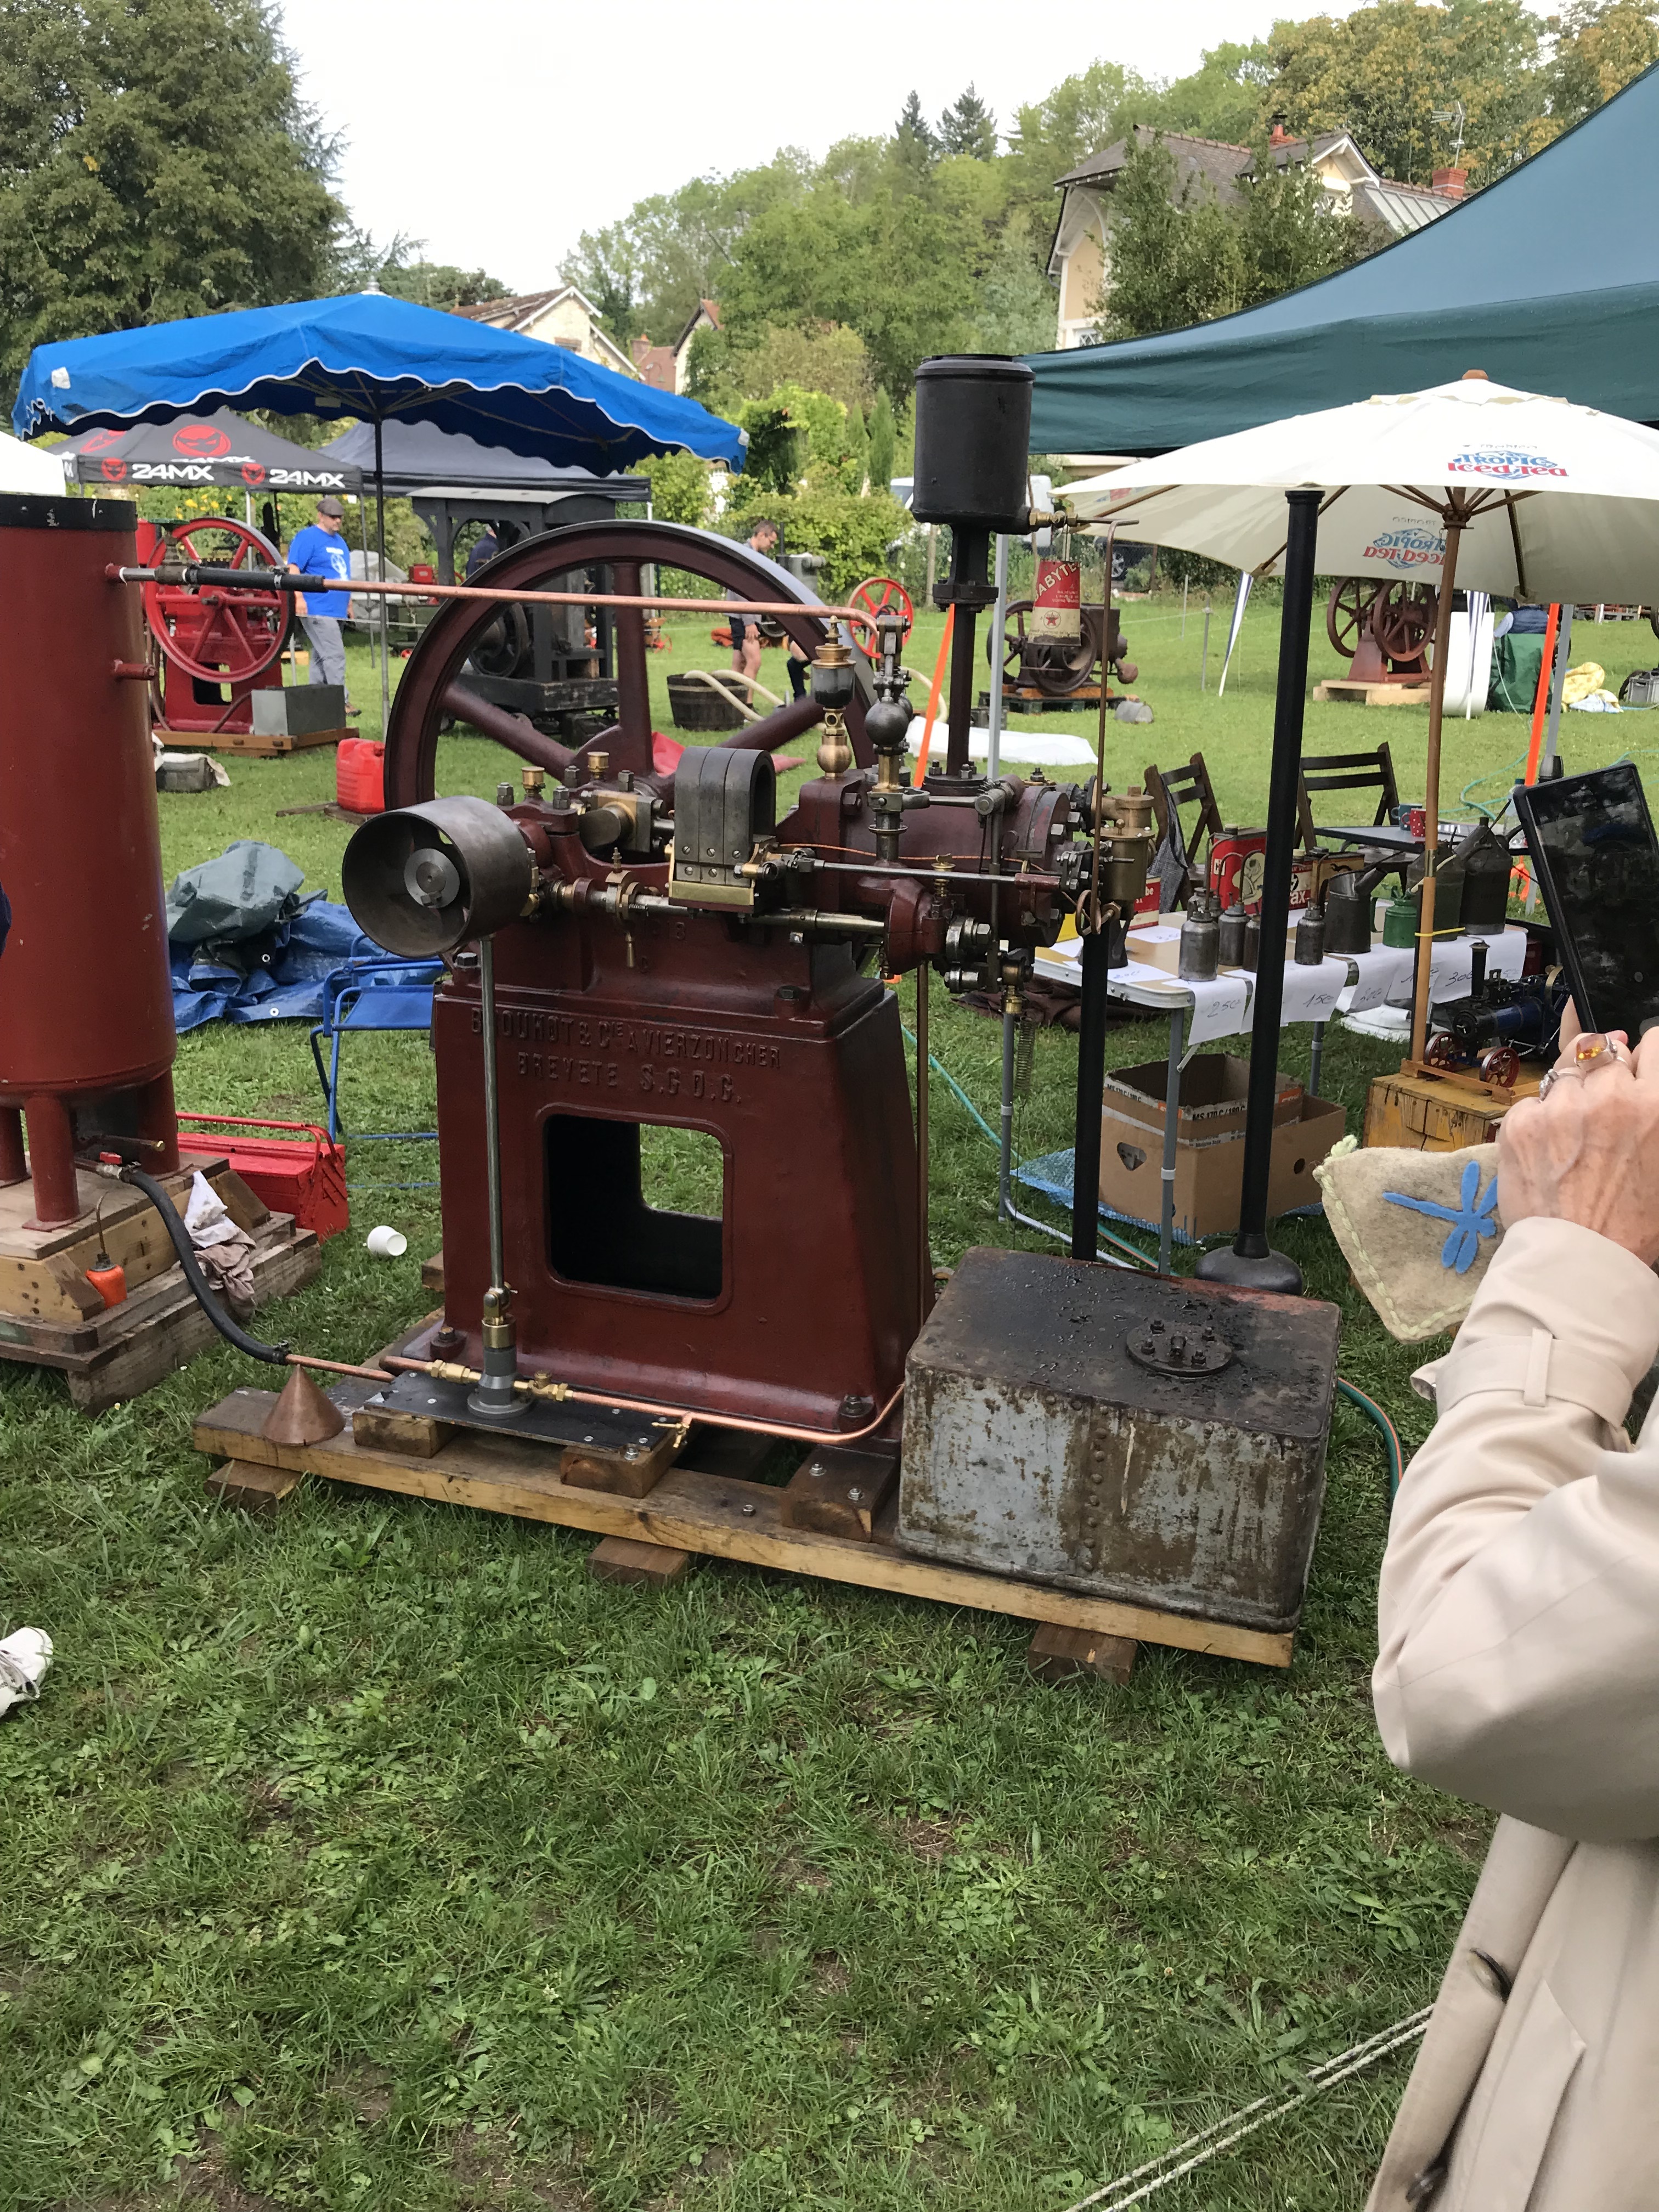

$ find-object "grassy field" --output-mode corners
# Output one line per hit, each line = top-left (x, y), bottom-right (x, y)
(4, 595), (1657, 2212)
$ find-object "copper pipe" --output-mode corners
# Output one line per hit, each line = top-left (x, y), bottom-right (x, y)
(380, 1354), (903, 1447)
(287, 1352), (394, 1381)
(114, 566), (878, 629)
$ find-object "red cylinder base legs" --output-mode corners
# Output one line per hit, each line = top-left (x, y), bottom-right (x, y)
(23, 1092), (80, 1229)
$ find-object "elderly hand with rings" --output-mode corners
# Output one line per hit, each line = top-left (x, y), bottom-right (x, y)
(1365, 1001), (1659, 2212)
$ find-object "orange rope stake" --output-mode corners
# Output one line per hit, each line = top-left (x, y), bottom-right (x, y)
(1525, 602), (1561, 785)
(912, 605), (955, 787)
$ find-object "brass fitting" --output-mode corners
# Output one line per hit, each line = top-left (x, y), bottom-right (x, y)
(521, 766), (545, 798)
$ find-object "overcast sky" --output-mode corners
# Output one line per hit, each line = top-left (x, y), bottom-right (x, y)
(279, 1), (1363, 294)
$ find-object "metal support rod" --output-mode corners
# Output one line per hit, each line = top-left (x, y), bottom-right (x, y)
(358, 494), (376, 684)
(1310, 1019), (1325, 1099)
(1410, 516), (1465, 1063)
(374, 417), (390, 730)
(1181, 578), (1188, 637)
(479, 934), (505, 1296)
(915, 967), (930, 1326)
(999, 1002), (1017, 1220)
(986, 533), (1009, 781)
(1070, 931), (1111, 1261)
(944, 597), (978, 776)
(1200, 602), (1211, 690)
(1195, 489), (1320, 1295)
(1159, 1006), (1184, 1276)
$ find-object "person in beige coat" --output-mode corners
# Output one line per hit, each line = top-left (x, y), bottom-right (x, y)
(1367, 1019), (1659, 2210)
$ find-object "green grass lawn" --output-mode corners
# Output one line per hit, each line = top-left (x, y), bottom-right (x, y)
(4, 596), (1655, 2212)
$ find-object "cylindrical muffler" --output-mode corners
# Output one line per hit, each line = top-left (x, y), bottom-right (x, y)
(911, 357), (1034, 536)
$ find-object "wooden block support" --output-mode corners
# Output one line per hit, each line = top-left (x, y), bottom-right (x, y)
(420, 1249), (445, 1295)
(351, 1404), (456, 1459)
(206, 1458), (304, 1519)
(1026, 1621), (1137, 1686)
(781, 1444), (899, 1540)
(588, 1534), (691, 1588)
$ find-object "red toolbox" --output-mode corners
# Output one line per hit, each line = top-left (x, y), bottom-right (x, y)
(176, 1115), (349, 1241)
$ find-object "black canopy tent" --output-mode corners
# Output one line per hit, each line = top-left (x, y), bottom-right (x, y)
(1026, 61), (1659, 453)
(57, 408), (362, 493)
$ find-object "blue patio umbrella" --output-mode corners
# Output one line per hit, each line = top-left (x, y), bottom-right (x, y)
(13, 290), (747, 713)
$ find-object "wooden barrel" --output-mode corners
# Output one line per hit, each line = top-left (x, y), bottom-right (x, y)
(668, 673), (751, 732)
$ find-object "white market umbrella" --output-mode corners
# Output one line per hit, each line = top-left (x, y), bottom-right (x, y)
(1059, 371), (1659, 1291)
(0, 430), (67, 495)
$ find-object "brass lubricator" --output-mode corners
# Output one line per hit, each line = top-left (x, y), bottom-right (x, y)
(811, 636), (857, 778)
(1086, 783), (1155, 966)
(864, 610), (917, 864)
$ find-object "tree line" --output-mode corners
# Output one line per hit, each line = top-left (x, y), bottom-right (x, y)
(3, 1), (1656, 407)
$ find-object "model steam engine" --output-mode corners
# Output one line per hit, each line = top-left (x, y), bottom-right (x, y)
(340, 359), (1154, 1444)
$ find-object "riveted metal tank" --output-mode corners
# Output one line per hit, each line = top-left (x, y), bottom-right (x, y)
(0, 492), (178, 1227)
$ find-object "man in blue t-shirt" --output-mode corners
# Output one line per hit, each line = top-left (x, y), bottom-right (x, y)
(286, 495), (356, 708)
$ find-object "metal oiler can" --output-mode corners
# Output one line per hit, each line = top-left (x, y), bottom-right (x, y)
(1294, 906), (1327, 966)
(1217, 900), (1249, 969)
(1178, 889), (1220, 980)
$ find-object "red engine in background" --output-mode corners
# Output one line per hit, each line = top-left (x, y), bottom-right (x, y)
(0, 493), (179, 1226)
(139, 514), (291, 737)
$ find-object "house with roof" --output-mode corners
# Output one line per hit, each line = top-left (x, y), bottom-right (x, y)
(1047, 124), (1465, 349)
(672, 301), (721, 394)
(453, 286), (638, 379)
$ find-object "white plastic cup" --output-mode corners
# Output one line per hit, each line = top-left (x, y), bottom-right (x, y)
(365, 1225), (408, 1259)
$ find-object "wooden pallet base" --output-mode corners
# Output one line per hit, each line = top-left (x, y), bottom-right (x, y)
(1, 1203), (320, 1410)
(190, 1381), (1293, 1669)
(1310, 680), (1431, 708)
(156, 725), (349, 757)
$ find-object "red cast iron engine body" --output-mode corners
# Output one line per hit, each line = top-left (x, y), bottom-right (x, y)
(0, 495), (179, 1226)
(377, 520), (1108, 1434)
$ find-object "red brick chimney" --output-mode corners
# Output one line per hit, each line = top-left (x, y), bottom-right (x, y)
(1269, 121), (1290, 146)
(1432, 166), (1468, 198)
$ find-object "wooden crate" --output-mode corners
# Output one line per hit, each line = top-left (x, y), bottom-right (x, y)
(1363, 1060), (1541, 1152)
(0, 1160), (320, 1409)
(1310, 680), (1430, 708)
(182, 724), (347, 758)
(190, 1367), (1295, 1673)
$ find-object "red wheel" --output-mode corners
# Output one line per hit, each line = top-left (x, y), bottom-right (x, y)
(1326, 578), (1380, 658)
(1477, 1045), (1520, 1090)
(1372, 581), (1437, 668)
(142, 516), (291, 690)
(849, 575), (913, 653)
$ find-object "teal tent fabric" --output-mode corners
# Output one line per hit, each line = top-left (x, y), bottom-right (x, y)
(1027, 64), (1659, 455)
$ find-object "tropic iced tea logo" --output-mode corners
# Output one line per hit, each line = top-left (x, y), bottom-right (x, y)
(1447, 450), (1567, 478)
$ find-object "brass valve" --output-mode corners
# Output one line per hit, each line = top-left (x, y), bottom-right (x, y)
(810, 637), (856, 778)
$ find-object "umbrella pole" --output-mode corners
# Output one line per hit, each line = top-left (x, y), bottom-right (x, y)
(1408, 518), (1464, 1062)
(1195, 488), (1321, 1297)
(375, 417), (390, 730)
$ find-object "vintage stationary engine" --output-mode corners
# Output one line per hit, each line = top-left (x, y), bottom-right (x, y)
(342, 511), (1153, 1441)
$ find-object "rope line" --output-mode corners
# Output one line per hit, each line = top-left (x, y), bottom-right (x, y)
(1055, 2007), (1431, 2212)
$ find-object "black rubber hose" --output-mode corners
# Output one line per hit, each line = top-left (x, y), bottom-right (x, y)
(121, 1166), (290, 1364)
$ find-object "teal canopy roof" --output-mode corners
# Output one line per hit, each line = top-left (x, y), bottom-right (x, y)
(1027, 64), (1659, 456)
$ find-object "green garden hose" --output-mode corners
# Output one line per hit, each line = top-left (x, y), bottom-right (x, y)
(1336, 1376), (1404, 1504)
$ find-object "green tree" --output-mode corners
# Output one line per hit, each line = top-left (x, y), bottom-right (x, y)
(561, 217), (645, 346)
(940, 84), (998, 160)
(970, 212), (1060, 354)
(636, 448), (710, 528)
(867, 387), (896, 493)
(894, 89), (939, 166)
(1098, 136), (1245, 338)
(1263, 1), (1546, 185)
(1548, 1), (1659, 132)
(1235, 135), (1375, 303)
(726, 321), (873, 411)
(1148, 40), (1276, 142)
(376, 261), (511, 313)
(0, 0), (344, 388)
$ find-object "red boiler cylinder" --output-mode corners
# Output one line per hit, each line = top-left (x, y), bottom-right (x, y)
(0, 492), (179, 1228)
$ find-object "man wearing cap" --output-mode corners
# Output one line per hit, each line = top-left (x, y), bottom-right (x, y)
(286, 495), (355, 707)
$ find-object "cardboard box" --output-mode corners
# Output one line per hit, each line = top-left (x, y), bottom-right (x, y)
(251, 684), (347, 737)
(1099, 1078), (1346, 1240)
(1104, 1053), (1302, 1142)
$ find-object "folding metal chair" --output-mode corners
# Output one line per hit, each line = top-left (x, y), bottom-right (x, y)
(308, 957), (444, 1141)
(1296, 742), (1401, 849)
(1143, 751), (1226, 904)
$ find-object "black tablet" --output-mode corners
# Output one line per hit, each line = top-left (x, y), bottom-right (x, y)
(1514, 763), (1659, 1039)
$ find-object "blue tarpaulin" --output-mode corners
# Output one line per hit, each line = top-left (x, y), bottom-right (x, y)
(13, 292), (747, 473)
(1026, 61), (1659, 454)
(170, 899), (433, 1033)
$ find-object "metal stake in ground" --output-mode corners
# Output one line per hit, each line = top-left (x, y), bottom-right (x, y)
(1195, 488), (1321, 1296)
